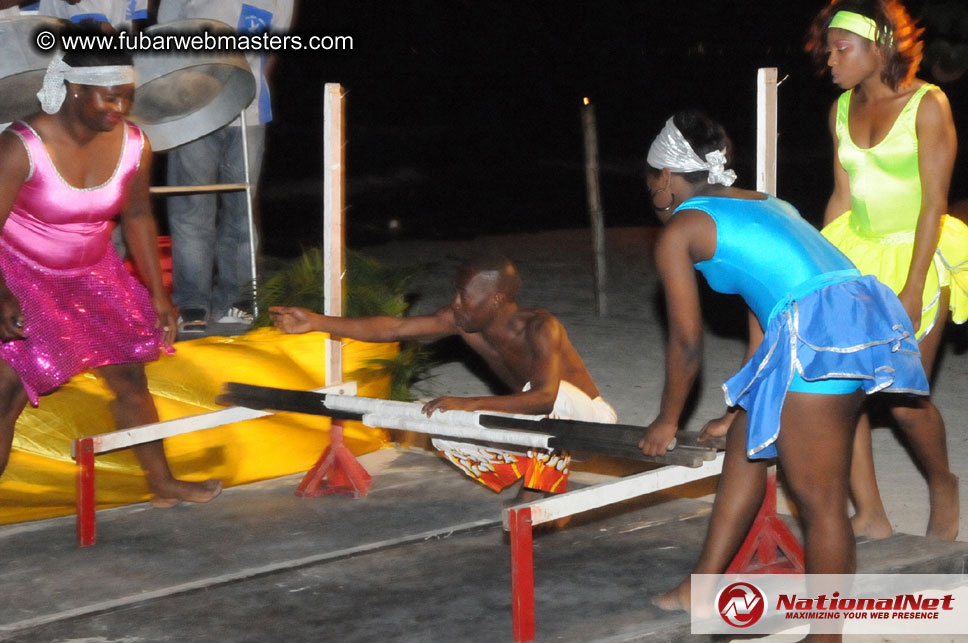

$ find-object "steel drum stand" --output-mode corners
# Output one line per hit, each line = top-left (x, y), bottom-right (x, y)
(148, 109), (259, 317)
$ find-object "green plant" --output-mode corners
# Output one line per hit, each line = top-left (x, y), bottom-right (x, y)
(347, 343), (435, 402)
(255, 248), (432, 400)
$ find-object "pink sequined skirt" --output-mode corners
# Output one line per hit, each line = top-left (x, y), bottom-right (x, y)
(0, 240), (164, 405)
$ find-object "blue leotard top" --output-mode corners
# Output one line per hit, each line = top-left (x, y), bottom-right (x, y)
(674, 195), (859, 325)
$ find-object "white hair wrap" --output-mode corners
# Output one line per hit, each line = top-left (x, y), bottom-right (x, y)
(647, 117), (737, 186)
(36, 52), (135, 115)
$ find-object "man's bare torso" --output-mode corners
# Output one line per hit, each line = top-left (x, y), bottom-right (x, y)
(458, 309), (600, 399)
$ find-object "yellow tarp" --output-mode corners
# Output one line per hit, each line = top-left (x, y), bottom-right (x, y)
(0, 328), (396, 524)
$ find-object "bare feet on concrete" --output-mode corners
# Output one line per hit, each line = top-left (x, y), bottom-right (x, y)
(850, 510), (893, 541)
(652, 581), (690, 613)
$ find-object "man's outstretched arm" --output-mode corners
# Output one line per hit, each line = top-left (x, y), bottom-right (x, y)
(270, 305), (459, 343)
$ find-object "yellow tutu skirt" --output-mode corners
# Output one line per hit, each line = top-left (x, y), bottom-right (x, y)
(0, 328), (397, 524)
(822, 213), (968, 340)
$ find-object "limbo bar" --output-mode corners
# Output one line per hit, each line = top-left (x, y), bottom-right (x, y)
(220, 382), (556, 449)
(219, 383), (718, 467)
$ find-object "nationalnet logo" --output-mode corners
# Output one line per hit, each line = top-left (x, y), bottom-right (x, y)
(692, 574), (968, 635)
(776, 589), (954, 620)
(716, 582), (766, 627)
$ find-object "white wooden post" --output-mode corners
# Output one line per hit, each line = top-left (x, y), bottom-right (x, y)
(322, 83), (346, 386)
(240, 109), (259, 317)
(756, 68), (778, 194)
(756, 67), (784, 540)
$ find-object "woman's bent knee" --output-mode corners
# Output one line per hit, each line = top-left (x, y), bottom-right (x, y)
(99, 363), (150, 396)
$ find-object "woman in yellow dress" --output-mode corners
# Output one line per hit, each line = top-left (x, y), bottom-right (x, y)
(807, 0), (967, 540)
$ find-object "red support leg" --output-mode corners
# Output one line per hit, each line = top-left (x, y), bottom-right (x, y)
(726, 466), (804, 574)
(75, 438), (97, 547)
(295, 420), (372, 498)
(509, 506), (536, 643)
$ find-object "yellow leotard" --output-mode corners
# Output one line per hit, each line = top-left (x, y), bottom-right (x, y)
(822, 84), (968, 338)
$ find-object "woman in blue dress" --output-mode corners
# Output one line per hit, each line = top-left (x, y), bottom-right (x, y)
(638, 111), (928, 632)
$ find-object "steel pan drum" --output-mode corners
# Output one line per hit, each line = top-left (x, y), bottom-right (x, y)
(0, 16), (67, 124)
(131, 19), (255, 151)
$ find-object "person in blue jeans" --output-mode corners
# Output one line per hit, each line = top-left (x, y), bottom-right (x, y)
(166, 124), (266, 331)
(159, 0), (295, 332)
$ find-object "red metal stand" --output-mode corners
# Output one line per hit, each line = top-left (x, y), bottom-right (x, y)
(509, 506), (536, 643)
(295, 420), (372, 498)
(75, 437), (97, 547)
(726, 466), (804, 574)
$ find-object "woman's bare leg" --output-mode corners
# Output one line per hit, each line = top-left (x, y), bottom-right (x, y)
(778, 391), (861, 573)
(891, 395), (958, 540)
(847, 411), (893, 539)
(97, 363), (221, 505)
(653, 411), (768, 611)
(0, 361), (28, 477)
(777, 389), (863, 643)
(848, 288), (957, 540)
(897, 289), (958, 540)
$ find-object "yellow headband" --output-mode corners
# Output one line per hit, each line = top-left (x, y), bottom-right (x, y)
(829, 10), (888, 43)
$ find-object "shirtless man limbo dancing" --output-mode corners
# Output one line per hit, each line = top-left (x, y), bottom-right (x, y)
(270, 255), (616, 498)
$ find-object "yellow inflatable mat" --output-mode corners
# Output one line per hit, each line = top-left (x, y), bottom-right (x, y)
(0, 328), (395, 524)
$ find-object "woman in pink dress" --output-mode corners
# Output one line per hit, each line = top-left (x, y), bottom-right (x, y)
(0, 40), (221, 506)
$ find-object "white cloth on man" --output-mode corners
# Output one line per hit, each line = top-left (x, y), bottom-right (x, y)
(534, 379), (617, 423)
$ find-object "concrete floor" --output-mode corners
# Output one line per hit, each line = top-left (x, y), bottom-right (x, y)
(2, 448), (965, 643)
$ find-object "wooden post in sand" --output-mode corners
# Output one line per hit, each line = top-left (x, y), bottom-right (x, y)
(581, 97), (607, 316)
(322, 83), (346, 385)
(756, 68), (778, 193)
(729, 68), (808, 576)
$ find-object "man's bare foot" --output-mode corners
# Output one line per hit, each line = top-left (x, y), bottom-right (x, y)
(850, 511), (893, 540)
(926, 472), (959, 541)
(652, 582), (690, 613)
(150, 479), (223, 508)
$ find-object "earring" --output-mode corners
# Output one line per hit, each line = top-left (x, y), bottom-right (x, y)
(73, 93), (79, 99)
(650, 187), (676, 212)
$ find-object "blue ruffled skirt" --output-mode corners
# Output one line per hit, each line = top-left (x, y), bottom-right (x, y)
(724, 273), (929, 459)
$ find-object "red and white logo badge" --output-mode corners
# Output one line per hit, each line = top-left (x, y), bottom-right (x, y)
(717, 581), (767, 628)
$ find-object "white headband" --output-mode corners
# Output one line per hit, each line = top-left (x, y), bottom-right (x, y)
(37, 51), (135, 115)
(647, 117), (737, 187)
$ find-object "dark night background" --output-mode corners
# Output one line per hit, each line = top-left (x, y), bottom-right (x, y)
(248, 0), (968, 257)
